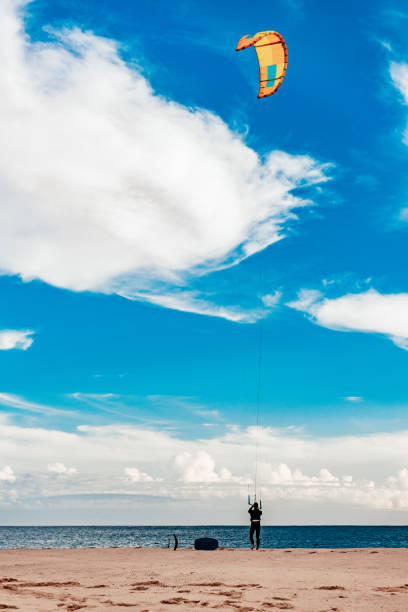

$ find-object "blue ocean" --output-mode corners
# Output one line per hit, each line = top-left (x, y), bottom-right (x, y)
(1, 525), (408, 549)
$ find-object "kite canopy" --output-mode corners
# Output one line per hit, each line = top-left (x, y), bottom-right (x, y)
(236, 31), (288, 98)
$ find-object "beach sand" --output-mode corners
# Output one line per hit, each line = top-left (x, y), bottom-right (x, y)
(0, 547), (407, 610)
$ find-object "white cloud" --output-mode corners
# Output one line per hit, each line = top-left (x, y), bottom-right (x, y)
(261, 291), (282, 308)
(194, 409), (221, 419)
(345, 396), (363, 403)
(0, 392), (75, 416)
(288, 288), (408, 350)
(3, 409), (408, 520)
(0, 330), (34, 350)
(0, 466), (15, 482)
(262, 462), (340, 486)
(124, 467), (153, 483)
(388, 467), (408, 490)
(391, 62), (408, 142)
(0, 1), (330, 320)
(380, 40), (393, 53)
(174, 451), (240, 483)
(122, 290), (268, 323)
(47, 462), (77, 475)
(390, 61), (408, 229)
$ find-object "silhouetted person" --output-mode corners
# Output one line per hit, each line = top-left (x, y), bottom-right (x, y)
(248, 502), (262, 550)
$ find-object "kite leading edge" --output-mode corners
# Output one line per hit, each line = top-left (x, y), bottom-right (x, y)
(236, 31), (288, 98)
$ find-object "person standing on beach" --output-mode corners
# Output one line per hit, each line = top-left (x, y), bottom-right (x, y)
(248, 502), (262, 550)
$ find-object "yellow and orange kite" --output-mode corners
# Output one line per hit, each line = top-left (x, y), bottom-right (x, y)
(236, 31), (288, 98)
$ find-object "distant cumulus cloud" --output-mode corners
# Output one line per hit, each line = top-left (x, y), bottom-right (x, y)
(0, 330), (34, 350)
(124, 467), (154, 483)
(0, 466), (15, 482)
(47, 462), (77, 476)
(0, 1), (330, 321)
(262, 462), (340, 486)
(173, 451), (242, 484)
(345, 396), (363, 403)
(288, 288), (408, 350)
(388, 467), (408, 490)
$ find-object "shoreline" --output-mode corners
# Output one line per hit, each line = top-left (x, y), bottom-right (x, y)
(0, 545), (408, 552)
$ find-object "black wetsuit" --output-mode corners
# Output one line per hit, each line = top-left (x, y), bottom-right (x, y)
(248, 507), (262, 549)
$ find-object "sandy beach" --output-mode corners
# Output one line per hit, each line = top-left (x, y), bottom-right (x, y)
(0, 547), (407, 610)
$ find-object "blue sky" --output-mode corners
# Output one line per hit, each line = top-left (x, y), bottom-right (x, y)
(2, 0), (408, 524)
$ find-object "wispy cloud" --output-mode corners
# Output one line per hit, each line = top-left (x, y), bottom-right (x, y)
(0, 393), (75, 417)
(194, 409), (221, 420)
(0, 330), (34, 350)
(120, 290), (269, 323)
(390, 61), (408, 145)
(0, 1), (330, 322)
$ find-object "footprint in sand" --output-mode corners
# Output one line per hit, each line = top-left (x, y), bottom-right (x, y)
(262, 603), (294, 610)
(316, 586), (345, 591)
(0, 606), (18, 610)
(215, 590), (242, 598)
(131, 585), (149, 591)
(375, 585), (408, 593)
(272, 597), (291, 601)
(132, 580), (162, 587)
(187, 582), (224, 587)
(222, 601), (251, 609)
(0, 585), (17, 593)
(20, 581), (81, 588)
(102, 601), (138, 608)
(161, 597), (200, 605)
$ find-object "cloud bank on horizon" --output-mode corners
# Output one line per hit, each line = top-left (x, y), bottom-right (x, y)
(2, 409), (408, 522)
(0, 0), (330, 322)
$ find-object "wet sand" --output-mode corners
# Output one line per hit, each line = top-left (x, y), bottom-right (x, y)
(0, 547), (407, 610)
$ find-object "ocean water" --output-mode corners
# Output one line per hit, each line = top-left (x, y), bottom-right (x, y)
(1, 525), (408, 549)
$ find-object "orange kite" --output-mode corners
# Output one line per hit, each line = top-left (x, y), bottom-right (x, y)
(236, 31), (288, 98)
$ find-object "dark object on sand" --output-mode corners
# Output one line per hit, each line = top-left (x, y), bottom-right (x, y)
(173, 534), (178, 550)
(194, 537), (218, 551)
